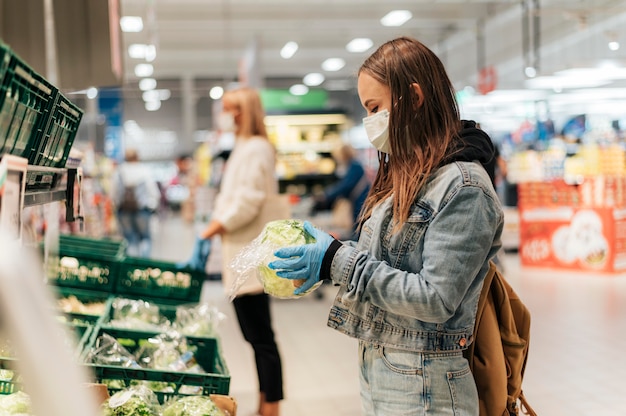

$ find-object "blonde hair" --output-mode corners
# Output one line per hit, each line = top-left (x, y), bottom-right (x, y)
(222, 87), (268, 139)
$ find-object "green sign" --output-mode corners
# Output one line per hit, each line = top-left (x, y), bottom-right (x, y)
(260, 89), (328, 111)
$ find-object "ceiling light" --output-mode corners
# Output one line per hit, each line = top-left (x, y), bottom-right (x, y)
(280, 41), (299, 59)
(128, 44), (149, 59)
(303, 73), (325, 86)
(134, 63), (154, 77)
(380, 10), (412, 27)
(139, 78), (157, 91)
(322, 58), (345, 72)
(525, 75), (611, 89)
(524, 66), (537, 78)
(142, 90), (160, 102)
(145, 45), (157, 62)
(145, 100), (161, 111)
(289, 84), (309, 96)
(609, 41), (620, 51)
(86, 87), (98, 100)
(346, 38), (373, 53)
(120, 16), (143, 33)
(210, 86), (224, 100)
(157, 89), (171, 100)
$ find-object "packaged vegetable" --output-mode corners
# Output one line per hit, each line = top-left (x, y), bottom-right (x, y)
(102, 385), (161, 416)
(162, 395), (225, 416)
(227, 219), (322, 300)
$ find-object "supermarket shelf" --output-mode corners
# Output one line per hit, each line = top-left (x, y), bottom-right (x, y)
(23, 189), (67, 207)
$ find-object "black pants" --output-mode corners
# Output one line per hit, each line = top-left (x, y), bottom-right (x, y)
(232, 293), (284, 402)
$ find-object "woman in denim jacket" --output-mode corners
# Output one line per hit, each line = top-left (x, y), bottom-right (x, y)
(270, 36), (504, 415)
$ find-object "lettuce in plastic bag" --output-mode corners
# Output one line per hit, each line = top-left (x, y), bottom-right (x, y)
(102, 385), (161, 416)
(162, 396), (225, 416)
(228, 219), (322, 299)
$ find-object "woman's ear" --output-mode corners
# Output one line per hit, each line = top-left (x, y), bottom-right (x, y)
(410, 83), (424, 109)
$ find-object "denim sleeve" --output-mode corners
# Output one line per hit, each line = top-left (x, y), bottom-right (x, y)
(331, 185), (503, 323)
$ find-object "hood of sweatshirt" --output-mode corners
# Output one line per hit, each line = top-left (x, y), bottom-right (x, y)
(443, 120), (497, 185)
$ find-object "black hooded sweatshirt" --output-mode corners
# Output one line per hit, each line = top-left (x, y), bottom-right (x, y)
(444, 120), (497, 186)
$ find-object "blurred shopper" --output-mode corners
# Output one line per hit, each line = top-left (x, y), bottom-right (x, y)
(189, 87), (284, 416)
(269, 37), (504, 415)
(312, 143), (371, 238)
(112, 148), (160, 257)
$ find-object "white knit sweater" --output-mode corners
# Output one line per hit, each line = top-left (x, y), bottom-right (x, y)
(213, 136), (278, 296)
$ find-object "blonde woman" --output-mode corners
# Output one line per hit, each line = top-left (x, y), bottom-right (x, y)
(197, 87), (284, 416)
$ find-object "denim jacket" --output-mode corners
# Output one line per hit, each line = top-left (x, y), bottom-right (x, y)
(326, 161), (504, 352)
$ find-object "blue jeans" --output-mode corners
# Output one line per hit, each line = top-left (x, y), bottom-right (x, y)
(359, 341), (478, 415)
(117, 209), (153, 257)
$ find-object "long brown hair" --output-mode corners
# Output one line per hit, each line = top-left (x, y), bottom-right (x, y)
(359, 37), (461, 231)
(223, 87), (268, 139)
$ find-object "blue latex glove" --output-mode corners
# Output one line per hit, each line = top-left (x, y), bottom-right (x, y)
(268, 221), (335, 295)
(177, 237), (211, 271)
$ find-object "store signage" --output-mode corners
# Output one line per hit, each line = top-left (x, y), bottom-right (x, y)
(260, 89), (328, 111)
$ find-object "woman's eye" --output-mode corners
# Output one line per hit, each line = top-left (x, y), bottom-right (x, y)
(371, 106), (379, 113)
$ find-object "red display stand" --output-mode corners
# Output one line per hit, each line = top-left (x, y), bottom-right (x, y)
(518, 179), (626, 273)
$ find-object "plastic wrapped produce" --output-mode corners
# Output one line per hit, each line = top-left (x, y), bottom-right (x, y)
(162, 395), (226, 416)
(109, 298), (166, 331)
(227, 219), (322, 300)
(174, 303), (225, 338)
(102, 385), (161, 416)
(85, 333), (142, 369)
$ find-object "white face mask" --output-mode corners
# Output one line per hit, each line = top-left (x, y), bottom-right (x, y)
(363, 109), (391, 154)
(218, 112), (237, 132)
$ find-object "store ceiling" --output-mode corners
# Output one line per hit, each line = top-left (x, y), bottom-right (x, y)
(119, 0), (617, 91)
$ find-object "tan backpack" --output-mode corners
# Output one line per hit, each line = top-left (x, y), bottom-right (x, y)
(464, 261), (537, 416)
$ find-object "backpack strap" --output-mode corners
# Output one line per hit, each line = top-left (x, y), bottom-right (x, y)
(465, 260), (497, 368)
(518, 391), (537, 416)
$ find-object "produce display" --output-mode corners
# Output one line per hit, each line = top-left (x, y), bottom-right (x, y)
(228, 219), (322, 299)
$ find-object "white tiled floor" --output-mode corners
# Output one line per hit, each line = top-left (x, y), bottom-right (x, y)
(153, 213), (626, 416)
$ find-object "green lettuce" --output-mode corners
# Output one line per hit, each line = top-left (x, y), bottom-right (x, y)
(162, 396), (224, 416)
(257, 219), (320, 299)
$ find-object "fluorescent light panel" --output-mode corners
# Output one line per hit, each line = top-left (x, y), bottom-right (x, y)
(380, 10), (412, 27)
(289, 84), (309, 96)
(322, 58), (345, 72)
(120, 16), (143, 33)
(280, 41), (298, 59)
(134, 64), (154, 77)
(346, 38), (373, 53)
(303, 73), (325, 86)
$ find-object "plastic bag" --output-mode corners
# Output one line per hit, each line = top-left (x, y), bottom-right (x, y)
(227, 219), (322, 300)
(163, 395), (226, 416)
(102, 385), (161, 416)
(85, 333), (142, 369)
(174, 303), (225, 338)
(109, 298), (168, 331)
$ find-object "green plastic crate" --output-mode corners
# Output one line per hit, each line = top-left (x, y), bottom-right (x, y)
(59, 234), (127, 257)
(100, 298), (219, 342)
(0, 380), (16, 395)
(34, 92), (83, 167)
(85, 327), (230, 403)
(46, 251), (122, 293)
(0, 49), (57, 163)
(115, 257), (205, 304)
